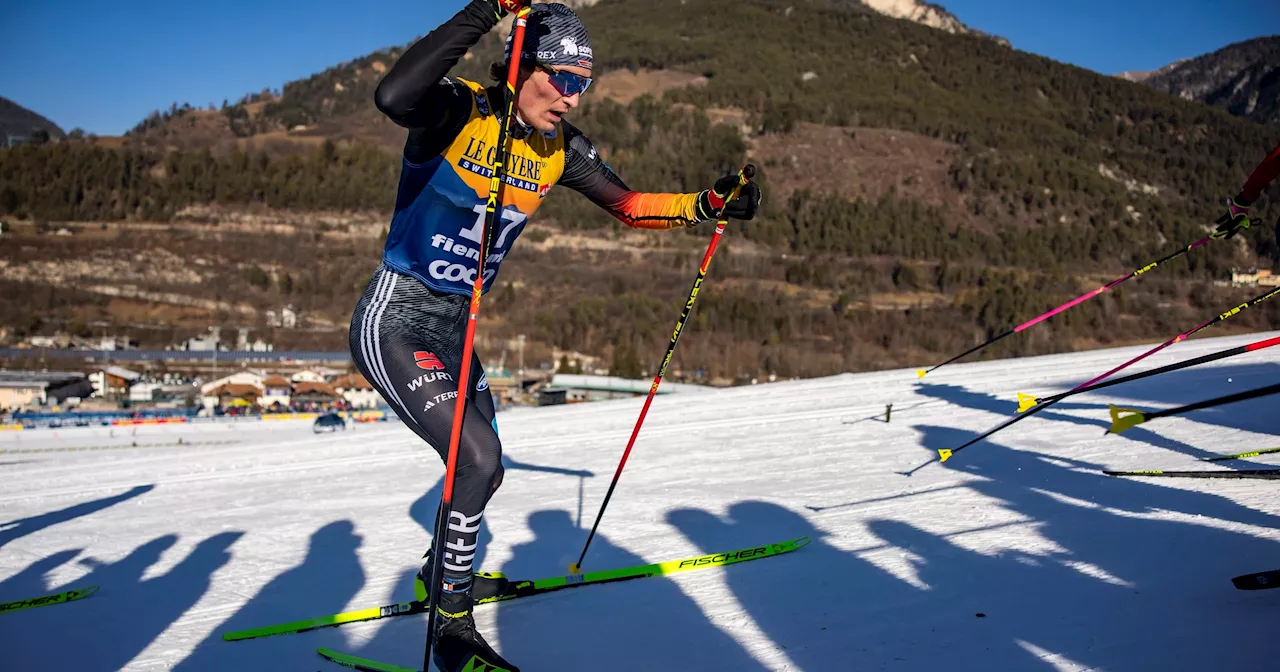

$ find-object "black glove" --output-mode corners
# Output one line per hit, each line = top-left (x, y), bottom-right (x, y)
(1212, 195), (1251, 239)
(696, 173), (762, 222)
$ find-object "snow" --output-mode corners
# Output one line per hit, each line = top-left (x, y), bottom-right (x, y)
(2, 330), (1279, 671)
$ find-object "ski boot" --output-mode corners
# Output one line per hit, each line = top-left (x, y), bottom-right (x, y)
(414, 549), (510, 603)
(432, 576), (519, 672)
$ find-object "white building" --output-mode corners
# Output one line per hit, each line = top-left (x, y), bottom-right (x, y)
(1231, 268), (1280, 288)
(261, 375), (292, 409)
(333, 373), (381, 409)
(28, 335), (69, 348)
(290, 369), (327, 383)
(199, 369), (266, 409)
(199, 370), (267, 395)
(184, 334), (219, 352)
(95, 336), (139, 351)
(266, 306), (301, 329)
(89, 366), (142, 398)
(129, 382), (164, 402)
(129, 382), (194, 404)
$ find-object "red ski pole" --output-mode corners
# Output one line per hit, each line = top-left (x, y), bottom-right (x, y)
(570, 163), (756, 574)
(422, 3), (531, 669)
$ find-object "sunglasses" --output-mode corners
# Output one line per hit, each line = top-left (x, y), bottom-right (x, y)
(535, 62), (593, 97)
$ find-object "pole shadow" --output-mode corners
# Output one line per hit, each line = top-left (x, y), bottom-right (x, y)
(0, 485), (155, 548)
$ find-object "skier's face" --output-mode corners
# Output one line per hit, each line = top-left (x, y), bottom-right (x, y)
(517, 63), (591, 132)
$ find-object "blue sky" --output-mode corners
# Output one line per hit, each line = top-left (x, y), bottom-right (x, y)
(2, 0), (1277, 136)
(940, 0), (1280, 74)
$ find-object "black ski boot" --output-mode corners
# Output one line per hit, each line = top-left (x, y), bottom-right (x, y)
(414, 549), (510, 603)
(431, 576), (519, 672)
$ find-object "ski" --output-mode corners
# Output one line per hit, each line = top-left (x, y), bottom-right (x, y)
(222, 599), (426, 641)
(1232, 569), (1280, 590)
(313, 536), (809, 671)
(1103, 469), (1280, 480)
(0, 585), (99, 614)
(227, 536), (810, 642)
(1203, 447), (1280, 462)
(319, 648), (419, 672)
(223, 574), (514, 641)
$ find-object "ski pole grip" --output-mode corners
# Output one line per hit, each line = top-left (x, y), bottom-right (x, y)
(721, 164), (755, 207)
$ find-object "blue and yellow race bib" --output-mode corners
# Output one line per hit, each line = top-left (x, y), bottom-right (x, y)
(382, 79), (565, 295)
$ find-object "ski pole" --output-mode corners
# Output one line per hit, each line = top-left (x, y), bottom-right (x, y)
(570, 164), (756, 573)
(1015, 334), (1280, 412)
(1056, 284), (1280, 401)
(423, 3), (531, 669)
(935, 285), (1280, 463)
(916, 235), (1214, 379)
(1108, 382), (1280, 434)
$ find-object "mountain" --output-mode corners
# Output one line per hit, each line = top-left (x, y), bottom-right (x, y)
(3, 0), (1278, 377)
(818, 0), (1009, 46)
(857, 0), (1009, 45)
(512, 0), (1005, 43)
(1129, 36), (1280, 125)
(0, 96), (65, 145)
(1115, 59), (1187, 84)
(121, 0), (1017, 154)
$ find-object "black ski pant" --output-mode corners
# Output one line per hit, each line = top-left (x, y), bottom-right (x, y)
(349, 264), (502, 585)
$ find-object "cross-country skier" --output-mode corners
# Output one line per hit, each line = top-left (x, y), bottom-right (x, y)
(348, 2), (761, 670)
(1215, 142), (1280, 239)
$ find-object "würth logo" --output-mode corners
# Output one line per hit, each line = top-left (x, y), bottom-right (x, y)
(414, 352), (444, 371)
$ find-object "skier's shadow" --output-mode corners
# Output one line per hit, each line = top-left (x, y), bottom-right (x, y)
(668, 500), (1005, 671)
(172, 521), (365, 671)
(858, 425), (1280, 671)
(864, 517), (1114, 670)
(915, 381), (1266, 464)
(493, 509), (771, 670)
(918, 423), (1280, 531)
(0, 548), (82, 602)
(0, 484), (154, 549)
(3, 531), (241, 672)
(340, 507), (768, 671)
